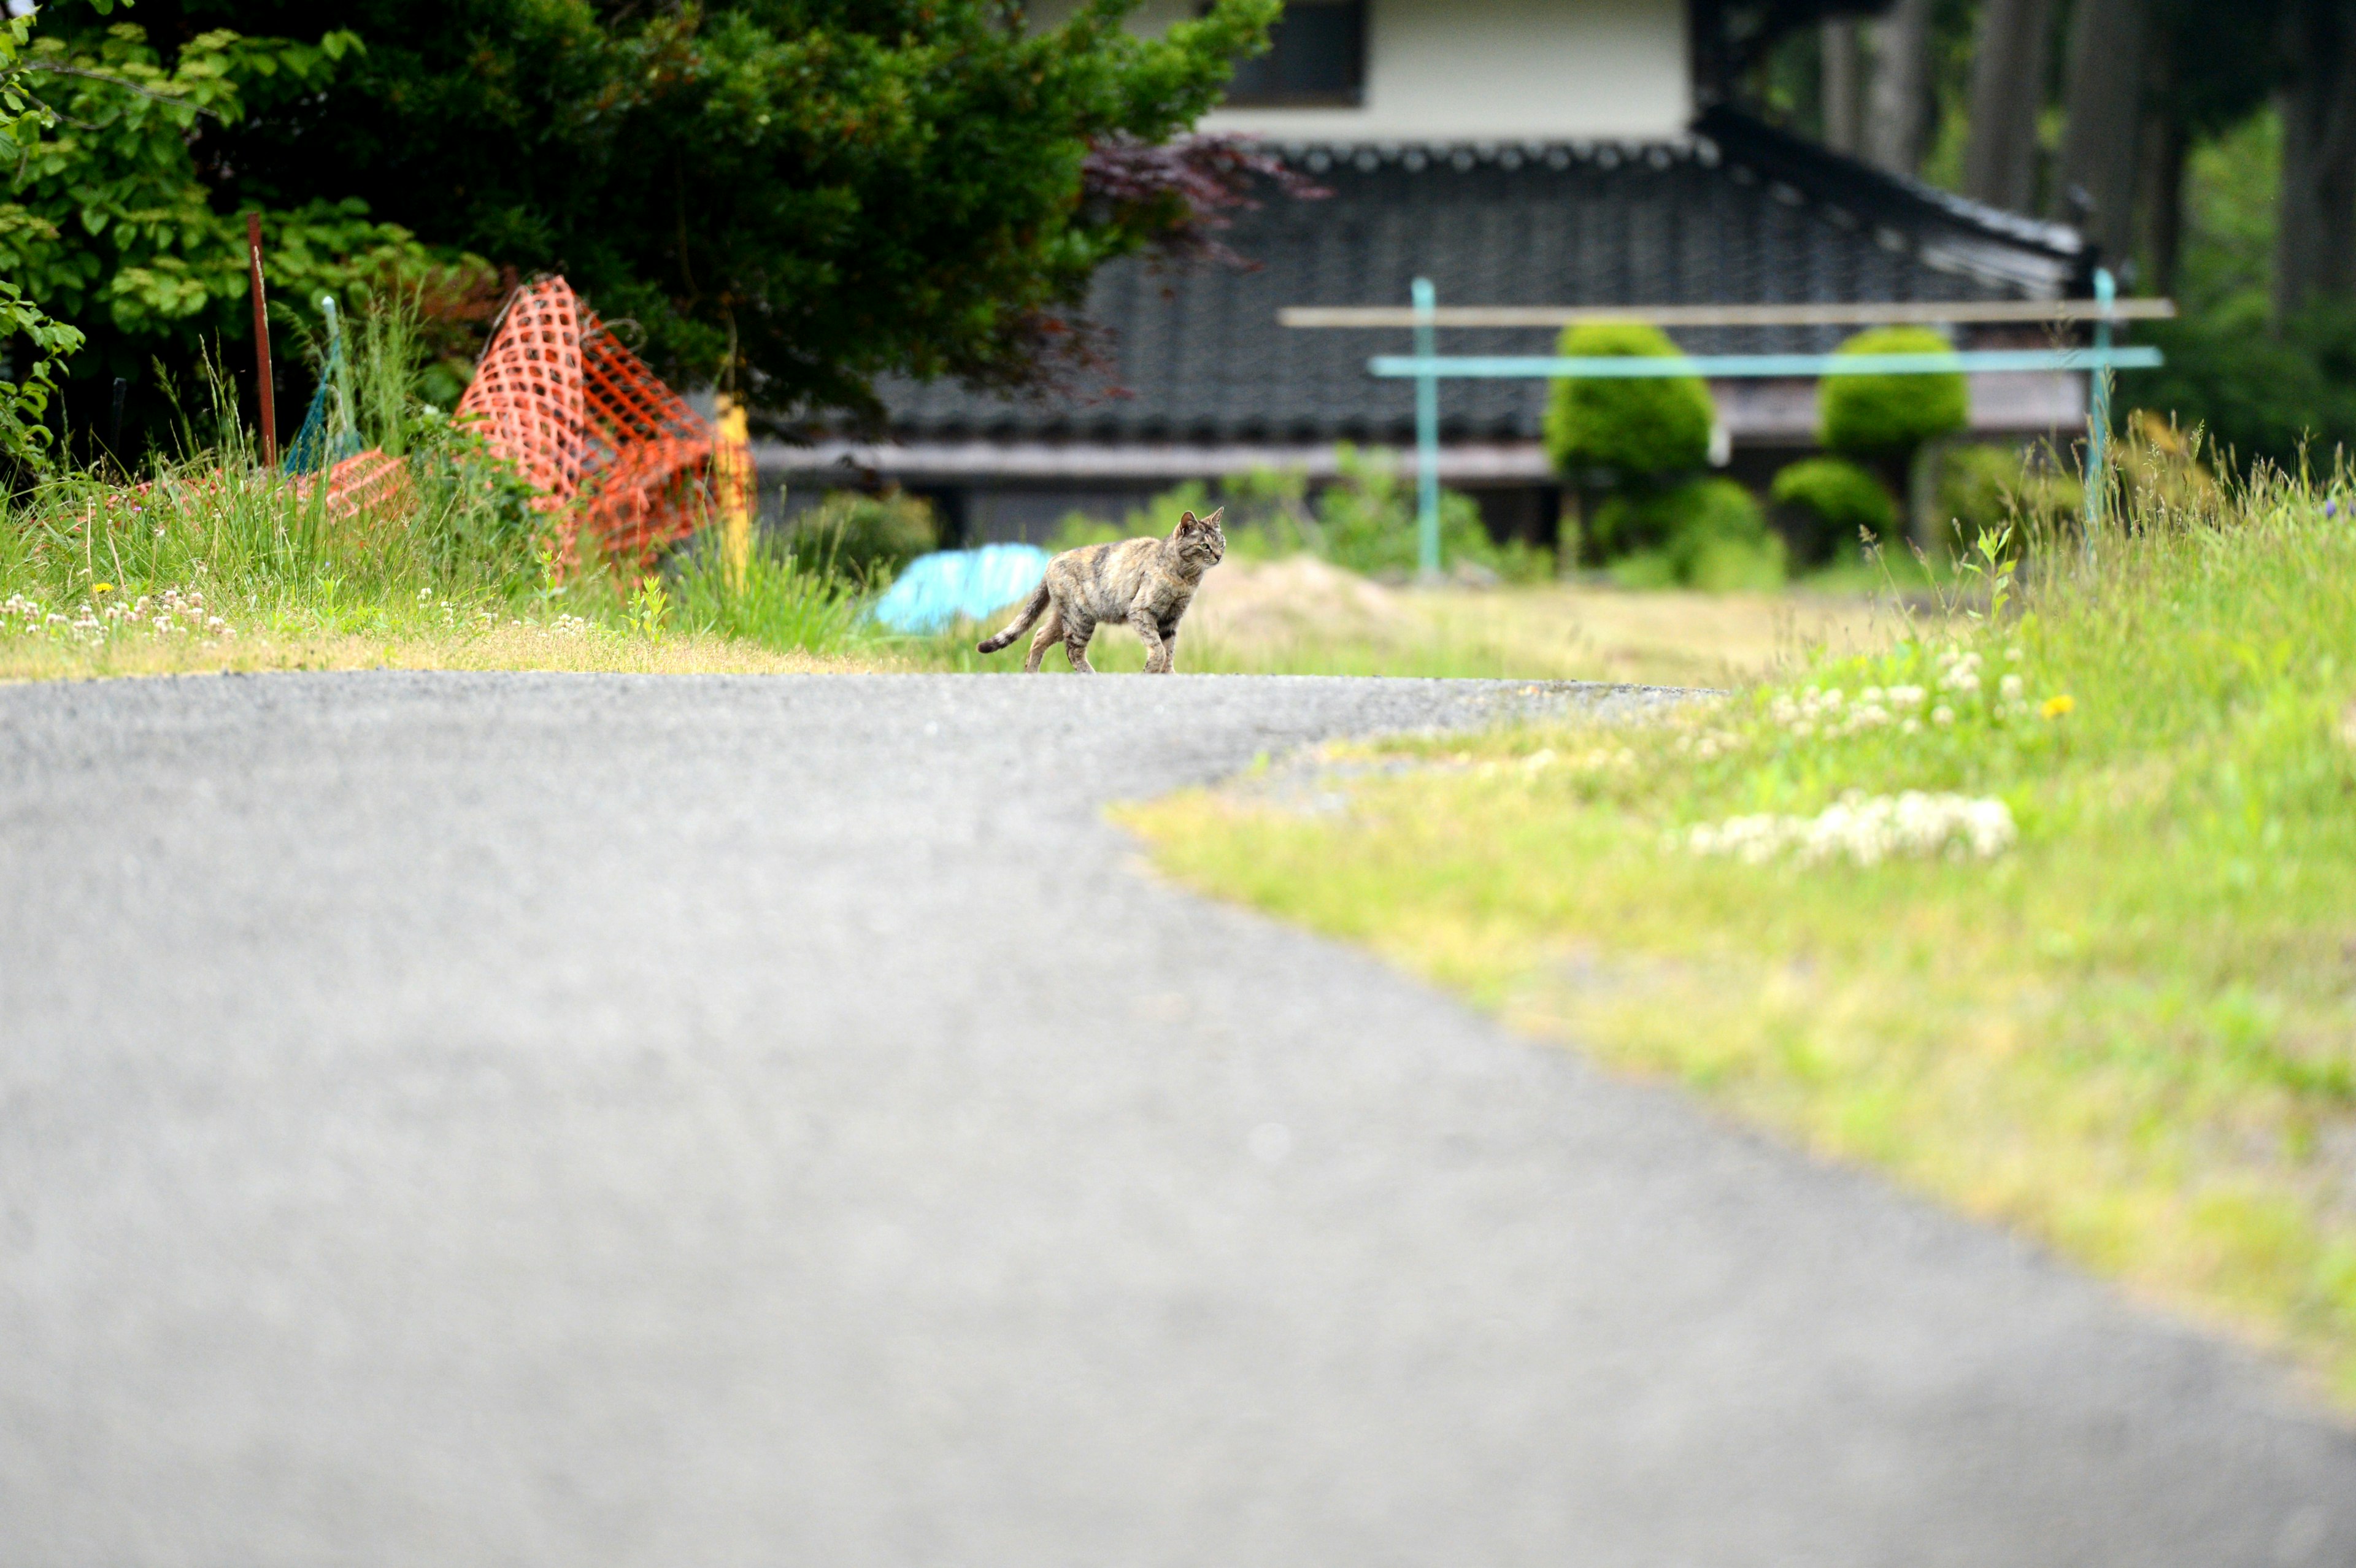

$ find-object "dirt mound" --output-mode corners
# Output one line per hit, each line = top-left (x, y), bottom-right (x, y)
(1187, 554), (1412, 650)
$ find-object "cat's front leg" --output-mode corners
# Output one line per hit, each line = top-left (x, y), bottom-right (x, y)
(1128, 608), (1170, 673)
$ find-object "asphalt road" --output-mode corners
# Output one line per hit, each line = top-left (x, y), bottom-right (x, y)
(2, 671), (2352, 1567)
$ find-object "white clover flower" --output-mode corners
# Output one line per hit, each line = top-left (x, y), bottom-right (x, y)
(1685, 791), (2015, 868)
(1887, 685), (1925, 707)
(1932, 705), (1955, 726)
(2000, 673), (2023, 700)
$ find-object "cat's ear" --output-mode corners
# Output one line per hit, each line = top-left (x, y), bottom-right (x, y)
(1177, 510), (1199, 531)
(1201, 507), (1225, 528)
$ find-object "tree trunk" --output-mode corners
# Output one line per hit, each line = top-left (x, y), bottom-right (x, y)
(2274, 0), (2356, 320)
(1865, 0), (1933, 175)
(2136, 112), (2188, 294)
(1963, 0), (2059, 212)
(1822, 19), (1864, 154)
(2053, 0), (2152, 261)
(2133, 21), (2186, 294)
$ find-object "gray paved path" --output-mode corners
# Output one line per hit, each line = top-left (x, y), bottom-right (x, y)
(2, 672), (2352, 1567)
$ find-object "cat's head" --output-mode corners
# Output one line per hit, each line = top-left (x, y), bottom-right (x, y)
(1174, 507), (1226, 567)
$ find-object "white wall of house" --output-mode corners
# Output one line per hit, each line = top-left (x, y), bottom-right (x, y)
(1036, 0), (1692, 143)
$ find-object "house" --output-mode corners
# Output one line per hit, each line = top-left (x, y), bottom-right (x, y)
(759, 0), (2092, 547)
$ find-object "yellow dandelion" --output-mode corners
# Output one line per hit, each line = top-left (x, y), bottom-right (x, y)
(2041, 694), (2076, 718)
(91, 582), (114, 596)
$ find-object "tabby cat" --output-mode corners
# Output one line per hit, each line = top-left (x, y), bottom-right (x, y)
(977, 508), (1226, 673)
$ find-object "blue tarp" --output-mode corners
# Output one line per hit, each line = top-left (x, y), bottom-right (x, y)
(871, 545), (1050, 635)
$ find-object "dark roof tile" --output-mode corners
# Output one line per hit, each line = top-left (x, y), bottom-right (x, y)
(878, 109), (2087, 448)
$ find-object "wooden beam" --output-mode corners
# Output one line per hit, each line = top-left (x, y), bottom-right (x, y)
(1279, 299), (2177, 329)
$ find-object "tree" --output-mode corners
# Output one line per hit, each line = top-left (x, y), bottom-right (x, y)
(2052, 0), (2153, 263)
(0, 5), (85, 467)
(2132, 0), (2281, 295)
(1822, 17), (1864, 154)
(2274, 0), (2356, 320)
(1863, 0), (1933, 175)
(1962, 0), (2058, 212)
(40, 0), (1283, 431)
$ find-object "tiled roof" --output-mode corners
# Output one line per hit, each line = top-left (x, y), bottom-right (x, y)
(876, 109), (2090, 448)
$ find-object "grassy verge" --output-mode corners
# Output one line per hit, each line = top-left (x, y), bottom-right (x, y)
(1123, 483), (2356, 1405)
(0, 442), (894, 680)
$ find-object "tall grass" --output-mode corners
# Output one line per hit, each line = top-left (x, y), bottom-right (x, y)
(0, 301), (888, 671)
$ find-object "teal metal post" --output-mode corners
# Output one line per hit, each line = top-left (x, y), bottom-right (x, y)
(1412, 277), (1441, 578)
(2085, 266), (2115, 537)
(318, 294), (357, 442)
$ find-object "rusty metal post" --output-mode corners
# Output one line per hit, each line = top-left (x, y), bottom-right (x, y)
(246, 212), (276, 466)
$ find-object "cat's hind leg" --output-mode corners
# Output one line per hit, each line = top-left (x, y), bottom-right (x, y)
(1022, 607), (1064, 674)
(1063, 613), (1098, 673)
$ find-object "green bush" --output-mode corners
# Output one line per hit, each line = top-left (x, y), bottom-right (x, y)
(1053, 455), (1552, 582)
(784, 490), (938, 585)
(1769, 456), (1897, 563)
(1593, 477), (1785, 590)
(1820, 326), (1969, 461)
(1544, 323), (1715, 478)
(2121, 302), (2356, 477)
(1934, 442), (2082, 549)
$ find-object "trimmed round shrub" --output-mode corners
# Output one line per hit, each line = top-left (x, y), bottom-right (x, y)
(1544, 322), (1715, 479)
(1590, 477), (1784, 589)
(1769, 456), (1897, 563)
(1819, 326), (1969, 461)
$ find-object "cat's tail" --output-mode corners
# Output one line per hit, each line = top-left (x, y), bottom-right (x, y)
(976, 580), (1052, 653)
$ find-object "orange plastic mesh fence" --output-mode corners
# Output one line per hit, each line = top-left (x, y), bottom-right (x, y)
(455, 275), (745, 571)
(305, 448), (412, 523)
(458, 279), (587, 512)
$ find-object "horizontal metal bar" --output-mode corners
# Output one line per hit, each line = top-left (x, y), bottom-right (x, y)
(1367, 348), (2165, 379)
(1290, 299), (2177, 329)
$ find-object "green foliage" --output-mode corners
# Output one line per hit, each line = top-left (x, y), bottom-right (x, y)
(671, 540), (869, 655)
(1933, 442), (2083, 550)
(1543, 323), (1715, 478)
(77, 0), (1280, 422)
(1769, 456), (1896, 563)
(0, 8), (88, 468)
(2123, 301), (2356, 477)
(0, 14), (466, 428)
(783, 490), (939, 585)
(0, 278), (85, 469)
(1818, 326), (1968, 461)
(1054, 453), (1550, 582)
(1307, 447), (1508, 577)
(1593, 477), (1785, 590)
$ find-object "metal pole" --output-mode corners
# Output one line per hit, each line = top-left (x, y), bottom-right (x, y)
(2084, 266), (2114, 540)
(319, 294), (356, 445)
(1413, 277), (1441, 579)
(246, 212), (277, 466)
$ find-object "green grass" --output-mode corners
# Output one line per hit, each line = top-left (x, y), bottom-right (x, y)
(1123, 473), (2356, 1405)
